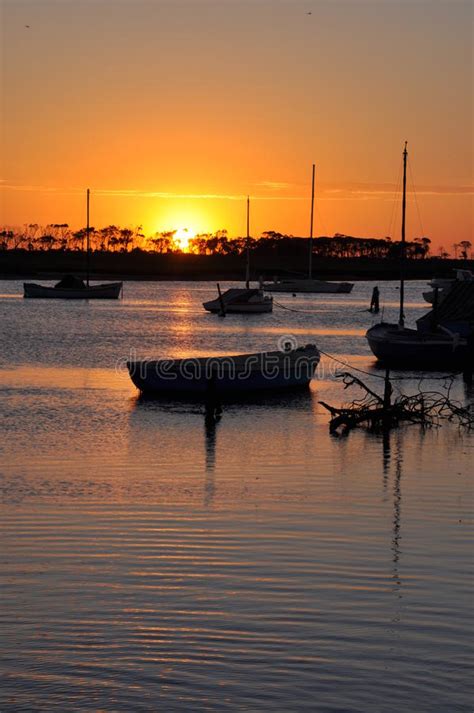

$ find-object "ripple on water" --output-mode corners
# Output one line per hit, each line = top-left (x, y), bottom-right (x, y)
(0, 280), (473, 712)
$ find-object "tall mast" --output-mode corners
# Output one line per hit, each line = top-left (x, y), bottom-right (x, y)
(86, 188), (90, 287)
(399, 143), (407, 327)
(308, 164), (315, 279)
(245, 195), (250, 288)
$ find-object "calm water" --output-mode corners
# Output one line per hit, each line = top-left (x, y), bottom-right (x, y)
(1, 280), (472, 712)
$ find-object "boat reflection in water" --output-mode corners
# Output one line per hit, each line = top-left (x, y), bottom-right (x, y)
(127, 387), (317, 507)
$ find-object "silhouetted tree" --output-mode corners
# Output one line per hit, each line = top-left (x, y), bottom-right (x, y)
(459, 240), (472, 260)
(146, 230), (178, 253)
(413, 236), (431, 258)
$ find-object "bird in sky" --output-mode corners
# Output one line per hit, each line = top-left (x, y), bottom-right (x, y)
(25, 25), (30, 28)
(307, 12), (312, 15)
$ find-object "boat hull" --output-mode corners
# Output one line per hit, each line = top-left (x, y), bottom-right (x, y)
(203, 300), (273, 313)
(366, 322), (470, 369)
(127, 345), (320, 395)
(264, 280), (353, 294)
(203, 288), (273, 314)
(23, 282), (123, 299)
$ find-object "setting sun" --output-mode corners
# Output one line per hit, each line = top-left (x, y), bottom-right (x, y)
(174, 227), (195, 253)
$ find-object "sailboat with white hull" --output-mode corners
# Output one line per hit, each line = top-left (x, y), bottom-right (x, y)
(23, 189), (123, 299)
(203, 196), (273, 314)
(366, 144), (472, 369)
(263, 165), (354, 294)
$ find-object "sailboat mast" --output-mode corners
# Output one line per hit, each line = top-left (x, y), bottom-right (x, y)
(86, 188), (90, 287)
(245, 195), (250, 289)
(309, 164), (315, 279)
(399, 143), (407, 327)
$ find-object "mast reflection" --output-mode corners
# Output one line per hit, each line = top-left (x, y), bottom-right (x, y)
(392, 434), (402, 593)
(382, 428), (391, 494)
(380, 428), (404, 649)
(203, 400), (222, 505)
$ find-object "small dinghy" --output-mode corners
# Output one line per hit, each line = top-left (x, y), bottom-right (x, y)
(127, 344), (320, 395)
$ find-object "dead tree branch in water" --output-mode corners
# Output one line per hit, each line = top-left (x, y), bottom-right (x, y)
(319, 372), (473, 435)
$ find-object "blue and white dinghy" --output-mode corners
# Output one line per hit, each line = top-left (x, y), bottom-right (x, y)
(127, 344), (320, 395)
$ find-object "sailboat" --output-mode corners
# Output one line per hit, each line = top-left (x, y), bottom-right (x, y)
(263, 165), (354, 294)
(23, 189), (123, 299)
(203, 196), (273, 314)
(422, 268), (473, 304)
(366, 144), (472, 369)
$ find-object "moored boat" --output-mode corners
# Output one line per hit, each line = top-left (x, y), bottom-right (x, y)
(366, 322), (469, 368)
(203, 287), (272, 313)
(203, 197), (274, 314)
(366, 144), (473, 371)
(127, 344), (320, 395)
(263, 165), (354, 295)
(23, 279), (123, 299)
(264, 278), (353, 294)
(422, 269), (473, 304)
(23, 190), (123, 299)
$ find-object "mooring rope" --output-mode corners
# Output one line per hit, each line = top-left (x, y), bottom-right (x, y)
(272, 301), (463, 382)
(273, 299), (372, 316)
(318, 349), (386, 379)
(317, 348), (460, 383)
(273, 299), (322, 314)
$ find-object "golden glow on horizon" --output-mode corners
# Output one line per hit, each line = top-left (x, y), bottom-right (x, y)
(151, 205), (214, 243)
(0, 1), (472, 251)
(174, 227), (195, 253)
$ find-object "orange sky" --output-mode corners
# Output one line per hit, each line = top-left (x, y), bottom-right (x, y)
(1, 0), (472, 252)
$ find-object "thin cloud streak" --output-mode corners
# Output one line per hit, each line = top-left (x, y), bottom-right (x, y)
(0, 184), (305, 201)
(325, 184), (474, 197)
(256, 181), (293, 190)
(1, 182), (473, 200)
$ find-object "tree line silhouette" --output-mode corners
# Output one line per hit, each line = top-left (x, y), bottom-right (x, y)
(0, 224), (472, 260)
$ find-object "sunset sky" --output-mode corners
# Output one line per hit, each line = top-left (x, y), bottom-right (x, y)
(1, 0), (472, 251)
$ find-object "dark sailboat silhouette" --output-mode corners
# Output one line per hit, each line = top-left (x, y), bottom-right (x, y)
(23, 189), (122, 299)
(203, 196), (272, 314)
(263, 165), (353, 294)
(366, 144), (473, 369)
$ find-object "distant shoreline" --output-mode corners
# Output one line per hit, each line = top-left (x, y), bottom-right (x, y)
(0, 272), (461, 282)
(0, 250), (472, 282)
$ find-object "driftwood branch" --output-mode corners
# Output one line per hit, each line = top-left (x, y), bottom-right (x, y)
(320, 372), (473, 435)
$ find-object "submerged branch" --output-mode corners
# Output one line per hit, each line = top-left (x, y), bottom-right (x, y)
(320, 372), (473, 435)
